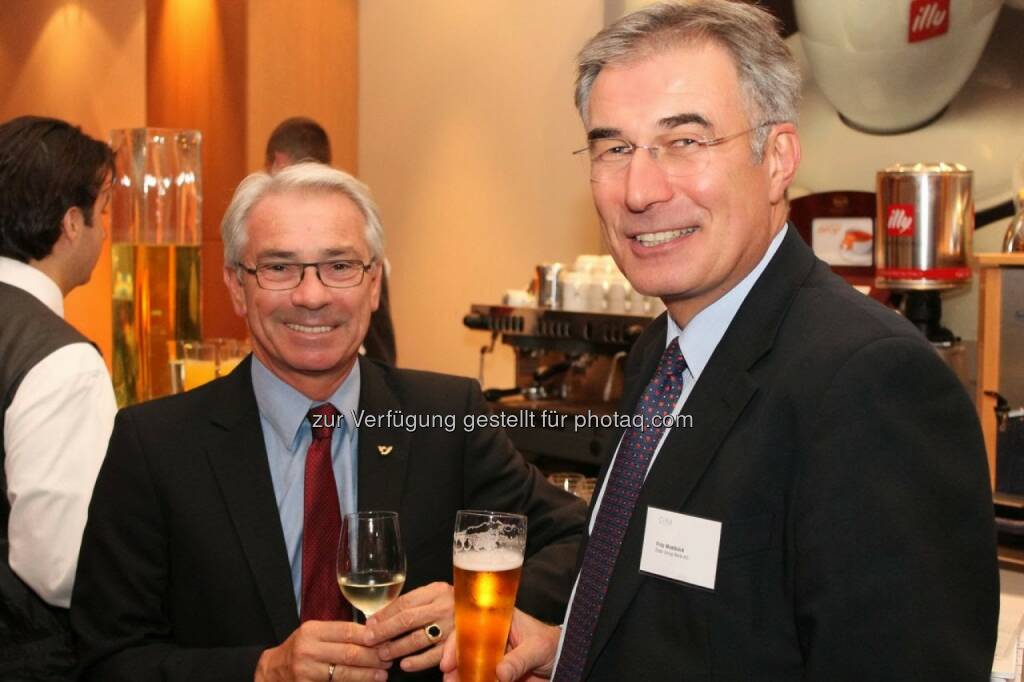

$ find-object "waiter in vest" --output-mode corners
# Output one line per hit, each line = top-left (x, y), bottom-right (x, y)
(0, 115), (117, 680)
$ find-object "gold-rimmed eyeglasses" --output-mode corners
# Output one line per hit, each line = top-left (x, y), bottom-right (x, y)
(237, 259), (375, 290)
(572, 123), (774, 182)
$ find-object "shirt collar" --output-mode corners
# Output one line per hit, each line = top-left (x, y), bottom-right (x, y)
(0, 256), (64, 317)
(251, 354), (361, 451)
(666, 224), (788, 380)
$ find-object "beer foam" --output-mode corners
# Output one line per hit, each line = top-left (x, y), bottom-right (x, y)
(453, 548), (524, 572)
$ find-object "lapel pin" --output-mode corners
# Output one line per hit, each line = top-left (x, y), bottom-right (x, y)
(377, 445), (394, 456)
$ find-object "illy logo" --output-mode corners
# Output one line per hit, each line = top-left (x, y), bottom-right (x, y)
(887, 204), (915, 237)
(909, 0), (950, 43)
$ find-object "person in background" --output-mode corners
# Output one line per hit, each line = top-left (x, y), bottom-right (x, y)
(265, 116), (332, 174)
(266, 116), (398, 366)
(442, 1), (999, 680)
(0, 115), (117, 680)
(71, 163), (586, 682)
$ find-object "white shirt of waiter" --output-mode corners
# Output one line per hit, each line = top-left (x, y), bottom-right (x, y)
(1, 256), (116, 608)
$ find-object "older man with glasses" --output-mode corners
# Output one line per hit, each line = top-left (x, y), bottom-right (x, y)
(442, 1), (998, 680)
(71, 163), (586, 682)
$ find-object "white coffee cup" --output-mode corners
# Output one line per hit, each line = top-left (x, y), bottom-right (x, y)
(585, 276), (608, 313)
(573, 254), (601, 275)
(626, 282), (646, 315)
(597, 254), (619, 275)
(795, 0), (1002, 133)
(646, 296), (666, 316)
(606, 275), (628, 314)
(561, 271), (590, 312)
(503, 289), (536, 307)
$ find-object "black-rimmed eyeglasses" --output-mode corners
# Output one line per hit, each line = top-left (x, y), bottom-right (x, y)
(237, 259), (375, 290)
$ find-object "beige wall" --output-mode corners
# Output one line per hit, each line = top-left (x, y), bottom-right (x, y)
(359, 1), (605, 384)
(0, 0), (147, 367)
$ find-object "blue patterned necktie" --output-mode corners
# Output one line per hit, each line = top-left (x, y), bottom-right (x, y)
(554, 338), (686, 682)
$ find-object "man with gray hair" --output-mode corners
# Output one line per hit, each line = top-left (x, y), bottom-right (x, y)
(264, 116), (398, 367)
(442, 1), (997, 680)
(71, 163), (586, 682)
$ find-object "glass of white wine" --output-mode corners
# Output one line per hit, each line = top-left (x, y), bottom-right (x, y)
(337, 511), (406, 618)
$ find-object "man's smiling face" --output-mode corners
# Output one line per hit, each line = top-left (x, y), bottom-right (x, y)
(586, 40), (787, 323)
(226, 189), (380, 393)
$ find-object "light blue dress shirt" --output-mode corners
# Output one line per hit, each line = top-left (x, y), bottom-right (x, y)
(554, 225), (790, 670)
(590, 224), (789, 518)
(251, 356), (361, 612)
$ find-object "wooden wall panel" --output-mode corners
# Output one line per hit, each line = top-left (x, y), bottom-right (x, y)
(0, 0), (147, 367)
(246, 0), (358, 174)
(146, 0), (248, 339)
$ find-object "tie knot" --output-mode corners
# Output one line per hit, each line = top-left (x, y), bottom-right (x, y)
(307, 404), (342, 441)
(661, 337), (687, 376)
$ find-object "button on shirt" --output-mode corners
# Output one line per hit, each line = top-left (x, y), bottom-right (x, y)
(251, 356), (360, 612)
(552, 225), (788, 671)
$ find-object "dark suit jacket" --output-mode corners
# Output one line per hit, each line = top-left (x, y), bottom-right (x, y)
(577, 229), (998, 681)
(71, 357), (585, 681)
(363, 271), (397, 366)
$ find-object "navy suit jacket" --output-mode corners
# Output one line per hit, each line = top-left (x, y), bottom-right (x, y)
(575, 229), (998, 681)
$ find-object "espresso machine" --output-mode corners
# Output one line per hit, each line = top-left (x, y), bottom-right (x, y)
(463, 304), (652, 473)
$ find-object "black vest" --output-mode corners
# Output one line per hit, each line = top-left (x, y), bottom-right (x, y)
(1, 280), (94, 680)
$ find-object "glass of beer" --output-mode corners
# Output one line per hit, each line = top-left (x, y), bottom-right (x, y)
(337, 511), (406, 617)
(453, 510), (527, 682)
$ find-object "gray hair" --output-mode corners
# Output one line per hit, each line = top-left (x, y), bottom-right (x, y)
(575, 0), (801, 159)
(221, 162), (385, 264)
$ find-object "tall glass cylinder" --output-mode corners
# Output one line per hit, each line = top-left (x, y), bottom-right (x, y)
(110, 128), (203, 406)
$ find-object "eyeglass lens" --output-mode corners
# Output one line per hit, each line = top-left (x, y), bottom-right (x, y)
(585, 138), (710, 181)
(255, 261), (367, 289)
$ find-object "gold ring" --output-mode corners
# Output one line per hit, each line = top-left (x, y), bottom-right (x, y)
(424, 622), (443, 643)
(327, 662), (336, 682)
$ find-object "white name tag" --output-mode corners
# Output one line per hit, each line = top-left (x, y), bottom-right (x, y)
(639, 506), (722, 590)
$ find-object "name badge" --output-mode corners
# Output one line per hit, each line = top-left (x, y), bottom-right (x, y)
(639, 506), (721, 590)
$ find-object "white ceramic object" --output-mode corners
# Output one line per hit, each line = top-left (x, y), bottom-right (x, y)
(606, 275), (628, 314)
(625, 281), (646, 315)
(585, 276), (608, 312)
(502, 289), (535, 307)
(791, 5), (1024, 211)
(795, 0), (1002, 134)
(646, 296), (666, 316)
(573, 254), (601, 275)
(597, 254), (619, 275)
(561, 271), (590, 312)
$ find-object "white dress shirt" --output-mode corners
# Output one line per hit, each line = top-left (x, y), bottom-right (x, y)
(553, 226), (788, 670)
(1, 256), (117, 608)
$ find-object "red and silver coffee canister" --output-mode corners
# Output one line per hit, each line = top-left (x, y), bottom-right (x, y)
(875, 162), (973, 290)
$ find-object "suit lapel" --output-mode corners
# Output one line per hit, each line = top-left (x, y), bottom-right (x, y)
(204, 357), (299, 642)
(582, 228), (817, 675)
(355, 358), (413, 514)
